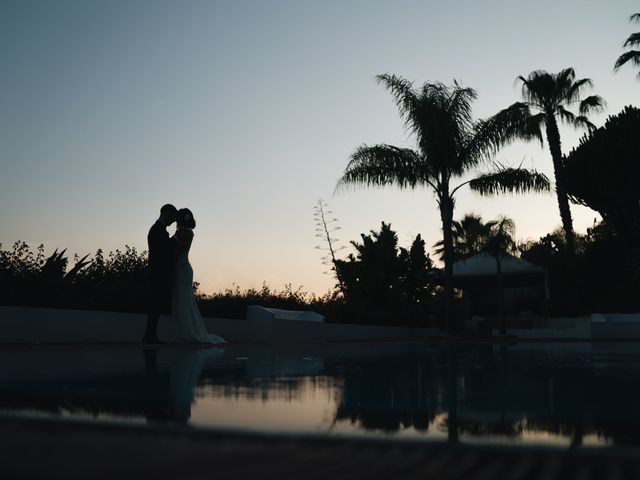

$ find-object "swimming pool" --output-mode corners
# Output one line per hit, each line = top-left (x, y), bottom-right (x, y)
(1, 342), (639, 448)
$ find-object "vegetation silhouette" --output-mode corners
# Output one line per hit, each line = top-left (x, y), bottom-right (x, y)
(506, 68), (605, 253)
(0, 242), (346, 320)
(334, 222), (437, 325)
(196, 283), (341, 321)
(313, 199), (346, 295)
(434, 214), (517, 332)
(564, 106), (640, 243)
(614, 13), (640, 78)
(433, 213), (498, 262)
(336, 74), (550, 333)
(0, 242), (153, 312)
(483, 217), (517, 334)
(0, 242), (92, 308)
(520, 221), (640, 315)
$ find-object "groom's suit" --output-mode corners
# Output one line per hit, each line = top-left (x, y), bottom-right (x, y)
(147, 220), (175, 315)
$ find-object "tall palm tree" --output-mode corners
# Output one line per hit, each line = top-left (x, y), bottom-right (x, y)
(510, 68), (605, 254)
(434, 213), (497, 262)
(482, 216), (517, 334)
(336, 74), (550, 333)
(614, 13), (640, 78)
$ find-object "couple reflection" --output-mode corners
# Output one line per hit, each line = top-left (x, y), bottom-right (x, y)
(4, 344), (640, 447)
(142, 347), (223, 423)
(0, 347), (223, 423)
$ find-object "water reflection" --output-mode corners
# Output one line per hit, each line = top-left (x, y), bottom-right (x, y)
(2, 343), (640, 447)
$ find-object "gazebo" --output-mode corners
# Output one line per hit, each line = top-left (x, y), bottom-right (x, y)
(449, 253), (549, 325)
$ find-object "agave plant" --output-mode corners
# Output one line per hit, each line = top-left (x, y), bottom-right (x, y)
(40, 249), (92, 283)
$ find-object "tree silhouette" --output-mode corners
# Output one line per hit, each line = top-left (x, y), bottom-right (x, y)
(404, 234), (436, 304)
(482, 216), (517, 334)
(564, 106), (640, 242)
(334, 223), (436, 320)
(336, 222), (406, 309)
(614, 13), (640, 79)
(433, 213), (497, 262)
(337, 74), (549, 332)
(507, 68), (605, 254)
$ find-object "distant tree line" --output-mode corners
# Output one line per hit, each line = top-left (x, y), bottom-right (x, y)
(0, 241), (344, 321)
(334, 222), (438, 326)
(0, 242), (148, 312)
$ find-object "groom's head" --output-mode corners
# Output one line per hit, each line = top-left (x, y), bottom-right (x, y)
(159, 204), (178, 225)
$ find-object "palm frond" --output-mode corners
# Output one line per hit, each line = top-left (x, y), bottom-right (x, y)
(556, 105), (577, 124)
(614, 50), (640, 72)
(462, 102), (543, 164)
(335, 144), (435, 193)
(574, 115), (597, 132)
(564, 77), (593, 105)
(517, 70), (568, 111)
(447, 81), (477, 133)
(375, 74), (419, 129)
(517, 71), (547, 107)
(468, 166), (550, 196)
(556, 103), (598, 132)
(484, 215), (518, 256)
(557, 67), (576, 91)
(623, 32), (640, 48)
(578, 95), (606, 115)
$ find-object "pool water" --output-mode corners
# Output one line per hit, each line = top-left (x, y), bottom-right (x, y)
(2, 343), (640, 448)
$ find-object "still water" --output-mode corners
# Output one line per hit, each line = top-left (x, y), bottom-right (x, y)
(1, 343), (640, 447)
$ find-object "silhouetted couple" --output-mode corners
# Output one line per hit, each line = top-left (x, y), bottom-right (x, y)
(143, 204), (226, 345)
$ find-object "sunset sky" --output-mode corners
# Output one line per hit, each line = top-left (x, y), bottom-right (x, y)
(1, 0), (638, 295)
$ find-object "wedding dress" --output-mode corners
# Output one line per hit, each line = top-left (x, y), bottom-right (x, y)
(171, 227), (226, 344)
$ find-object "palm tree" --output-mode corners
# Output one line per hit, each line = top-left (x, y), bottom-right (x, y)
(614, 13), (640, 78)
(434, 213), (497, 262)
(509, 68), (605, 254)
(336, 74), (550, 333)
(482, 216), (517, 334)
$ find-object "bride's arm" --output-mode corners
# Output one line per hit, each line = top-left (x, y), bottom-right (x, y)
(182, 229), (194, 251)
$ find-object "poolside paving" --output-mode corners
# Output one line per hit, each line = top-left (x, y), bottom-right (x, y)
(2, 418), (640, 480)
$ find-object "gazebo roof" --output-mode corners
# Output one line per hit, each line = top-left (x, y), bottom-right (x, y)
(452, 252), (545, 277)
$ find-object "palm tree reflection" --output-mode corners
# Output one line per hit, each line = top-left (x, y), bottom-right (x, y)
(3, 344), (640, 446)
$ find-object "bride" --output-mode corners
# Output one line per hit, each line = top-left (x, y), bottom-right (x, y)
(170, 208), (226, 345)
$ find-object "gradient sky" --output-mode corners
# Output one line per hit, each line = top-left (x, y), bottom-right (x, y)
(1, 0), (638, 295)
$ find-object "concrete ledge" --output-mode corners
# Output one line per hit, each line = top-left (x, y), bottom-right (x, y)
(492, 316), (592, 340)
(0, 306), (438, 344)
(597, 313), (640, 323)
(0, 306), (242, 344)
(326, 323), (436, 342)
(5, 306), (640, 344)
(0, 306), (146, 343)
(592, 322), (640, 339)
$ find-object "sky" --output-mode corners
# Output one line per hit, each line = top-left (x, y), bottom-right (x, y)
(1, 0), (638, 295)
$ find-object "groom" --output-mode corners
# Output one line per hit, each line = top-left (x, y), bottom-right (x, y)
(143, 204), (178, 344)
